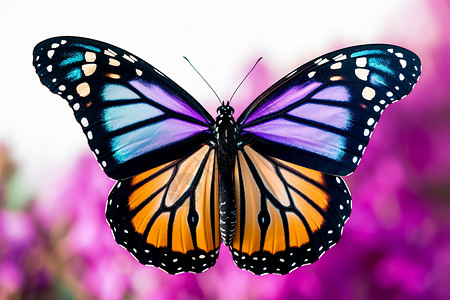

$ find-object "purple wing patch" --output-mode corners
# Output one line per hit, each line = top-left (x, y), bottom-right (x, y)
(244, 118), (346, 160)
(287, 103), (352, 130)
(243, 81), (322, 125)
(311, 86), (351, 102)
(130, 80), (206, 123)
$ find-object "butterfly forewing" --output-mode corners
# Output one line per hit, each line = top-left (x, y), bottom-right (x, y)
(231, 146), (351, 275)
(237, 44), (421, 176)
(33, 37), (214, 180)
(106, 145), (221, 274)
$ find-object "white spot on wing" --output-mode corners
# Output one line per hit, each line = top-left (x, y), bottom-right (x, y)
(76, 82), (90, 97)
(355, 68), (369, 81)
(81, 117), (89, 127)
(356, 57), (367, 67)
(85, 52), (96, 62)
(317, 58), (329, 65)
(123, 54), (135, 63)
(333, 54), (346, 61)
(82, 64), (97, 76)
(362, 86), (375, 100)
(109, 58), (120, 66)
(400, 59), (407, 68)
(104, 49), (117, 57)
(330, 62), (342, 69)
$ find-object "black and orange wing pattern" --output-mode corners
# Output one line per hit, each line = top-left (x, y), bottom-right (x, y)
(231, 146), (351, 275)
(106, 144), (220, 274)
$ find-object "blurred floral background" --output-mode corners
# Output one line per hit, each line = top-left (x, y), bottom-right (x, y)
(1, 0), (449, 299)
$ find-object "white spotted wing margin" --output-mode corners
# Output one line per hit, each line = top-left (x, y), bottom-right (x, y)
(105, 144), (221, 274)
(230, 146), (351, 275)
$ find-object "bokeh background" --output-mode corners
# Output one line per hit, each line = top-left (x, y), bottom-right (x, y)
(1, 0), (449, 299)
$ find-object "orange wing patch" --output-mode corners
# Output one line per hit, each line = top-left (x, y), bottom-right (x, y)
(234, 150), (262, 254)
(106, 145), (220, 274)
(231, 146), (351, 275)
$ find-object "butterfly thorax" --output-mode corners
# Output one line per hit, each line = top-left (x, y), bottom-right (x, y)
(215, 105), (238, 245)
(215, 105), (238, 169)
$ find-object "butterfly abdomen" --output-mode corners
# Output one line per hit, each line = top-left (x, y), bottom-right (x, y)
(215, 105), (238, 245)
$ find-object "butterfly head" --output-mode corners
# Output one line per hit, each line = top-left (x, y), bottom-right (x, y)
(217, 104), (234, 118)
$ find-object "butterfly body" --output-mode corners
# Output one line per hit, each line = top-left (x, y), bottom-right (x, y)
(33, 37), (421, 275)
(215, 104), (238, 245)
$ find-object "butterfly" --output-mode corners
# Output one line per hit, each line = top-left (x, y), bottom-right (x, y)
(33, 37), (421, 275)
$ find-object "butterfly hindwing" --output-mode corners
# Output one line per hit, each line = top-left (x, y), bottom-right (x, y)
(106, 144), (221, 274)
(237, 44), (421, 176)
(33, 36), (214, 180)
(231, 146), (351, 275)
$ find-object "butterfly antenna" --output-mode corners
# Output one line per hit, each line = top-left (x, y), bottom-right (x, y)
(183, 56), (223, 105)
(228, 57), (263, 105)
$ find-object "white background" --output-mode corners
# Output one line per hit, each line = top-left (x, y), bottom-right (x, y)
(0, 0), (433, 190)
